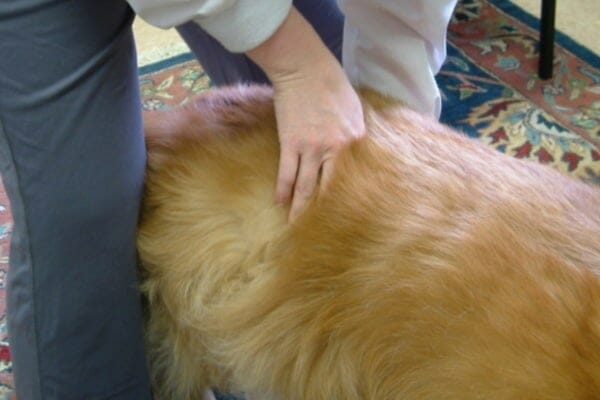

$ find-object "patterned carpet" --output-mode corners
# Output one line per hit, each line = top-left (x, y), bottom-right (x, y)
(0, 0), (598, 397)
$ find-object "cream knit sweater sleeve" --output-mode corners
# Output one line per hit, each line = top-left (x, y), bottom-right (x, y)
(127, 0), (292, 52)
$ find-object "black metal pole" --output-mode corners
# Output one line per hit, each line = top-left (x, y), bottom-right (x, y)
(538, 0), (557, 80)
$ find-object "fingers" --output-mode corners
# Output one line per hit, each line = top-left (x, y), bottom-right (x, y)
(276, 133), (358, 223)
(275, 146), (299, 206)
(289, 151), (322, 222)
(276, 149), (336, 223)
(276, 138), (332, 223)
(320, 158), (335, 192)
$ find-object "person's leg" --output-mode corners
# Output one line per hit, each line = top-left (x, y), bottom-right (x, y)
(0, 1), (151, 399)
(176, 0), (344, 85)
(339, 0), (458, 118)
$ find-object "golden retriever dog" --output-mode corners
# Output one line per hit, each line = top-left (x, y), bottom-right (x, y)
(138, 85), (600, 400)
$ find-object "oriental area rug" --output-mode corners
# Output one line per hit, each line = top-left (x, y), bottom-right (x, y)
(0, 0), (598, 397)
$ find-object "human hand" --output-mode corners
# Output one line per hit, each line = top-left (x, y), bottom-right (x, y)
(247, 7), (365, 222)
(270, 63), (364, 222)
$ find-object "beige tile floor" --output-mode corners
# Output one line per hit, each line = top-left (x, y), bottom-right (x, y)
(515, 0), (599, 54)
(133, 1), (599, 67)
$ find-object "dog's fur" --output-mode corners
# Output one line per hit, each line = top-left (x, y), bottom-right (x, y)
(138, 85), (600, 400)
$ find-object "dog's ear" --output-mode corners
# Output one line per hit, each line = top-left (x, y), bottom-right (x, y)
(142, 107), (184, 169)
(142, 85), (278, 171)
(188, 84), (274, 119)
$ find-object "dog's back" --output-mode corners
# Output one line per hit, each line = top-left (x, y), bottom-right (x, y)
(139, 85), (600, 399)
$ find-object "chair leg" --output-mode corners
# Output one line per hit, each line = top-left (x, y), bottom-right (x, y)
(538, 0), (557, 80)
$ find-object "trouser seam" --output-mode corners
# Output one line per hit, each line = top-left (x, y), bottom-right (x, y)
(0, 114), (43, 400)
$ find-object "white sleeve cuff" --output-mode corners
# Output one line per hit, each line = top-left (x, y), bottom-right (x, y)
(193, 0), (293, 53)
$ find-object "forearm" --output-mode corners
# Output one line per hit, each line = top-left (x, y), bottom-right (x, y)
(245, 7), (339, 83)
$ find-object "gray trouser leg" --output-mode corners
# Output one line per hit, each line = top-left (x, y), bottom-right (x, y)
(176, 0), (345, 85)
(0, 1), (152, 399)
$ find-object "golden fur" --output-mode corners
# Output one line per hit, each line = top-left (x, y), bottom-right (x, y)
(138, 85), (600, 400)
